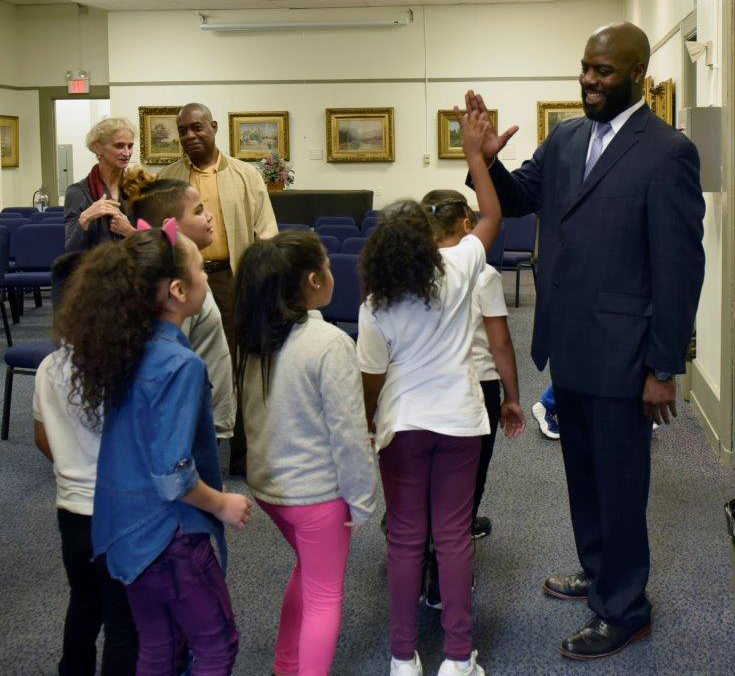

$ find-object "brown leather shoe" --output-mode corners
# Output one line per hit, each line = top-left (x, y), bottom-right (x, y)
(560, 615), (651, 660)
(543, 570), (591, 600)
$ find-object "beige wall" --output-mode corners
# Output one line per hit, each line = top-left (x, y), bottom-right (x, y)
(108, 0), (623, 207)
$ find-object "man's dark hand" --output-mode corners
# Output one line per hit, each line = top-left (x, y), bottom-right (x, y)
(642, 372), (677, 425)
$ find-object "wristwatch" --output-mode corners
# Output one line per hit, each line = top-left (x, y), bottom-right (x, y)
(654, 370), (673, 381)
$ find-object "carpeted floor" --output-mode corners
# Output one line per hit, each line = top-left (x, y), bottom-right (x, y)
(1, 274), (734, 675)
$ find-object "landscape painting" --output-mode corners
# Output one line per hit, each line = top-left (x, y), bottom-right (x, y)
(438, 109), (498, 159)
(537, 101), (585, 145)
(229, 111), (289, 161)
(139, 106), (182, 165)
(0, 115), (19, 168)
(326, 108), (394, 163)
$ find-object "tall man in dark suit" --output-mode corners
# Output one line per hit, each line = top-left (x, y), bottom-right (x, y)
(466, 21), (705, 659)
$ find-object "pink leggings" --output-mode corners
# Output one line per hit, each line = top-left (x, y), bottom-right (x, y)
(256, 498), (351, 676)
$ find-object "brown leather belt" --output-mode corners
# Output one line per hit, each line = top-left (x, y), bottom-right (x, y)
(203, 260), (230, 273)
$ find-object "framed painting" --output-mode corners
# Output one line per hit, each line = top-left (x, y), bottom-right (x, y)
(229, 111), (289, 161)
(0, 115), (19, 168)
(326, 108), (394, 163)
(643, 76), (655, 109)
(651, 79), (675, 126)
(537, 101), (585, 145)
(438, 109), (498, 159)
(139, 106), (182, 165)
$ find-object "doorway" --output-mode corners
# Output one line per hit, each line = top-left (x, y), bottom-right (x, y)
(54, 99), (110, 204)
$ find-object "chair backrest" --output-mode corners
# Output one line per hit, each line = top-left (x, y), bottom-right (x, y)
(314, 216), (356, 229)
(322, 254), (361, 323)
(319, 235), (340, 255)
(0, 218), (31, 259)
(0, 226), (9, 276)
(44, 206), (65, 212)
(14, 224), (65, 270)
(341, 237), (367, 255)
(502, 214), (536, 252)
(0, 211), (22, 219)
(1, 207), (37, 216)
(363, 209), (379, 220)
(361, 216), (378, 234)
(30, 211), (65, 223)
(316, 223), (361, 243)
(278, 222), (310, 232)
(487, 225), (506, 268)
(365, 225), (377, 238)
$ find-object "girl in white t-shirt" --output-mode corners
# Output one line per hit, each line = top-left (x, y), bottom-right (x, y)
(358, 107), (504, 676)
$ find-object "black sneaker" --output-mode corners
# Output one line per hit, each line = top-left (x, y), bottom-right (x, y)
(472, 516), (492, 539)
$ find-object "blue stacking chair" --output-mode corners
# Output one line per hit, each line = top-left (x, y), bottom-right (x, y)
(319, 235), (340, 255)
(0, 218), (31, 267)
(44, 206), (65, 213)
(30, 211), (64, 223)
(316, 224), (361, 245)
(314, 216), (356, 229)
(365, 225), (377, 238)
(363, 209), (379, 219)
(360, 216), (378, 235)
(1, 207), (37, 217)
(0, 227), (11, 345)
(487, 225), (506, 270)
(0, 211), (22, 219)
(278, 223), (310, 232)
(501, 214), (537, 308)
(341, 237), (367, 255)
(322, 254), (361, 338)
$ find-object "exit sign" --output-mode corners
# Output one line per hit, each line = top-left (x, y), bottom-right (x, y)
(68, 77), (90, 94)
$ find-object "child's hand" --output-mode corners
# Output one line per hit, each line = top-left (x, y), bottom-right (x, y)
(216, 492), (253, 530)
(499, 400), (526, 439)
(344, 520), (361, 536)
(456, 106), (489, 159)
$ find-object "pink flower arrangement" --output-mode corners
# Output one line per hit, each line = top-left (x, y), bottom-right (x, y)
(258, 151), (294, 187)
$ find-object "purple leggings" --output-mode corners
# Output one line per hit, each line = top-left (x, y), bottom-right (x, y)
(125, 533), (239, 676)
(379, 430), (480, 661)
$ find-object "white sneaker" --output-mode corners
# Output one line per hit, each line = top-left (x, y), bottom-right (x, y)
(532, 401), (560, 440)
(437, 650), (485, 676)
(390, 651), (423, 676)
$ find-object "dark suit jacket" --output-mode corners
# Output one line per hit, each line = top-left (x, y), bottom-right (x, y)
(472, 104), (705, 398)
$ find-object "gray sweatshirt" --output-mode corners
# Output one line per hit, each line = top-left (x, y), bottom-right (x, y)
(242, 312), (376, 525)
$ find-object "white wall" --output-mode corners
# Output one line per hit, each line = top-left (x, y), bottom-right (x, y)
(108, 0), (623, 207)
(55, 99), (111, 191)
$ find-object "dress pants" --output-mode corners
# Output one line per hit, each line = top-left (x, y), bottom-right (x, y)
(206, 266), (247, 474)
(554, 385), (652, 630)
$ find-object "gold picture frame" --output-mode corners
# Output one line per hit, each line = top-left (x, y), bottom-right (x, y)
(229, 111), (289, 161)
(0, 115), (20, 168)
(326, 108), (394, 163)
(139, 106), (182, 165)
(643, 76), (655, 109)
(651, 79), (675, 126)
(537, 101), (585, 145)
(438, 109), (498, 160)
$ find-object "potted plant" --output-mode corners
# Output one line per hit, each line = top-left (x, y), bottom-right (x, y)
(258, 151), (294, 192)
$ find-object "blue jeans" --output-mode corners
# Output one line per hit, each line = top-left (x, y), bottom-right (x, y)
(540, 384), (556, 414)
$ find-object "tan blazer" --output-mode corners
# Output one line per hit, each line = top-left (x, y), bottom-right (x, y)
(159, 151), (278, 273)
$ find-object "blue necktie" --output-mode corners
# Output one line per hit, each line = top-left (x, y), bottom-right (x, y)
(583, 122), (612, 182)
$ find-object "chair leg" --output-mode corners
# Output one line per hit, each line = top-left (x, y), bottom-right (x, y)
(8, 291), (19, 324)
(17, 288), (24, 317)
(1, 301), (11, 346)
(33, 287), (42, 308)
(515, 266), (521, 308)
(531, 262), (537, 288)
(2, 367), (13, 440)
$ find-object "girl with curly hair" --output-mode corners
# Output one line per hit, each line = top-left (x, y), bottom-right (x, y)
(357, 107), (504, 676)
(55, 227), (252, 676)
(122, 168), (236, 442)
(233, 229), (376, 676)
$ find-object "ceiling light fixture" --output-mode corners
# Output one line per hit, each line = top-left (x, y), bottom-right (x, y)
(198, 11), (412, 32)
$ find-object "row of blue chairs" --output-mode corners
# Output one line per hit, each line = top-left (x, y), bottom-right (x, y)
(319, 235), (366, 256)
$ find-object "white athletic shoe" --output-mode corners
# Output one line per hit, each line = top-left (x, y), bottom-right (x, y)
(532, 401), (560, 440)
(390, 651), (423, 676)
(437, 650), (485, 676)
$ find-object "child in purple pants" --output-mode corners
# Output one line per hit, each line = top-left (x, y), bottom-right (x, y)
(358, 105), (505, 676)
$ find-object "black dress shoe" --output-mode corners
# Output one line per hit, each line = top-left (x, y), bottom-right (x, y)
(560, 615), (651, 660)
(543, 570), (591, 600)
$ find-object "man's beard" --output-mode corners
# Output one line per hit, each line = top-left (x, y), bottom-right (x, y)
(582, 78), (635, 122)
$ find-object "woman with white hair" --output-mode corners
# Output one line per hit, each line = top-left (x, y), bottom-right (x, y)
(64, 117), (137, 252)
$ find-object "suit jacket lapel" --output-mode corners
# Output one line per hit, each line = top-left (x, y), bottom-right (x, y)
(562, 105), (651, 219)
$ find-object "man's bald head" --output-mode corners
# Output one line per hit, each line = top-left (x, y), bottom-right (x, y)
(580, 21), (650, 122)
(176, 103), (218, 166)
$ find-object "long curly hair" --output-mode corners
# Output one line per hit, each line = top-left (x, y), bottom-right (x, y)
(54, 229), (195, 429)
(122, 168), (190, 227)
(360, 199), (445, 309)
(233, 230), (327, 399)
(421, 189), (477, 240)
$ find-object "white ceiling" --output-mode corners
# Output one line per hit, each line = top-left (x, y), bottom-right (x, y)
(3, 0), (554, 10)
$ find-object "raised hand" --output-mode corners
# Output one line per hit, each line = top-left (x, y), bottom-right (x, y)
(456, 106), (489, 159)
(464, 90), (519, 163)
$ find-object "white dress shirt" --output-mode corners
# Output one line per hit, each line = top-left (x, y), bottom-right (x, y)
(585, 97), (646, 162)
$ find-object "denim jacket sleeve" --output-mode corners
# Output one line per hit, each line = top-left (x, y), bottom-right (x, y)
(146, 356), (206, 501)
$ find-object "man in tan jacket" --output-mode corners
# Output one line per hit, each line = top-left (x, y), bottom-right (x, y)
(160, 102), (278, 474)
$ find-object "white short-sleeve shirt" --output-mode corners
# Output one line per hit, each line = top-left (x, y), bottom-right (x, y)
(33, 349), (101, 516)
(358, 234), (490, 450)
(470, 264), (508, 382)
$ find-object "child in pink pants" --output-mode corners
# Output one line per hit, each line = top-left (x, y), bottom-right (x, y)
(234, 230), (377, 676)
